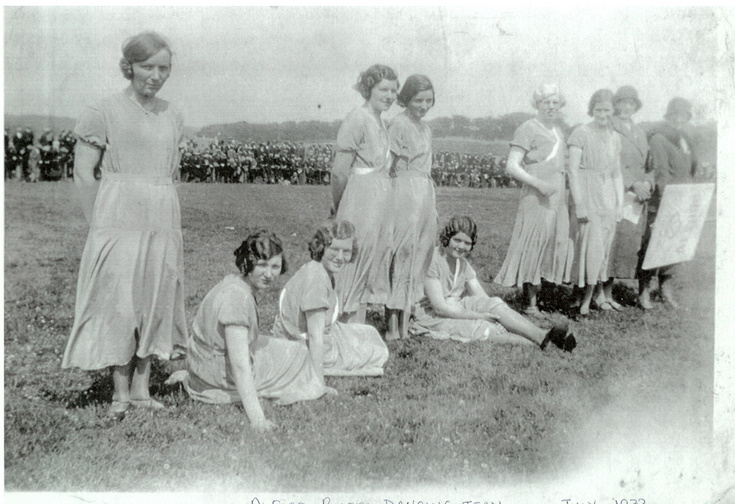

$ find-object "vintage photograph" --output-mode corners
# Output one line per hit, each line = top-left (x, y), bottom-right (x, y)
(4, 6), (732, 503)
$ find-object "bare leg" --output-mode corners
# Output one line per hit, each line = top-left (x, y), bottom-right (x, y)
(111, 363), (132, 403)
(580, 284), (595, 315)
(355, 304), (367, 324)
(386, 308), (400, 341)
(400, 309), (410, 339)
(129, 356), (152, 400)
(526, 283), (540, 311)
(492, 304), (548, 345)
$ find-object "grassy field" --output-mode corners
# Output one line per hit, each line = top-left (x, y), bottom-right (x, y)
(3, 181), (719, 499)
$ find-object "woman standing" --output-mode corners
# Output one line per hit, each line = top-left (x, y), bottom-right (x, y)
(567, 89), (625, 315)
(272, 220), (389, 376)
(494, 84), (573, 314)
(608, 85), (653, 308)
(331, 64), (399, 324)
(171, 231), (330, 432)
(386, 74), (438, 340)
(63, 32), (188, 419)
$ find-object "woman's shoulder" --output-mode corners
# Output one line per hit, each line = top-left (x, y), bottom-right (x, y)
(212, 274), (254, 303)
(289, 260), (329, 286)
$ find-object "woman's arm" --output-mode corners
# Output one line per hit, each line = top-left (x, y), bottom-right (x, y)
(505, 146), (556, 196)
(330, 151), (356, 213)
(73, 141), (103, 223)
(305, 309), (338, 395)
(613, 156), (625, 222)
(424, 277), (498, 322)
(224, 325), (275, 432)
(567, 146), (588, 222)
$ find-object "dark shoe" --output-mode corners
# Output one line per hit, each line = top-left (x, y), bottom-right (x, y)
(541, 320), (573, 352)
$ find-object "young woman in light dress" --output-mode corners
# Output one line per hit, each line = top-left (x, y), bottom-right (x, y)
(385, 74), (438, 340)
(331, 64), (399, 325)
(63, 32), (188, 419)
(494, 84), (573, 314)
(272, 220), (390, 377)
(411, 216), (576, 352)
(567, 89), (624, 315)
(169, 231), (331, 433)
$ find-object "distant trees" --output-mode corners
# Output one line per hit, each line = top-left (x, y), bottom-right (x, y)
(195, 113), (572, 144)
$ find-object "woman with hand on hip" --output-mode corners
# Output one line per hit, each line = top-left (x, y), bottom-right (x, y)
(494, 84), (573, 314)
(385, 74), (438, 340)
(567, 89), (624, 315)
(331, 64), (398, 325)
(63, 32), (188, 419)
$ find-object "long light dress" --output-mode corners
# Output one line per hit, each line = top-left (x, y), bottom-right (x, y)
(272, 261), (389, 376)
(568, 123), (623, 286)
(63, 89), (188, 370)
(333, 106), (392, 312)
(494, 119), (573, 288)
(609, 117), (651, 279)
(410, 247), (508, 343)
(184, 275), (328, 405)
(387, 110), (438, 312)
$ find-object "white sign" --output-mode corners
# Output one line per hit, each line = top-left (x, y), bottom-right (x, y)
(642, 183), (715, 270)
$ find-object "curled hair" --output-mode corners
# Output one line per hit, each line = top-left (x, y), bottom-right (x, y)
(439, 216), (478, 251)
(587, 89), (614, 116)
(119, 31), (172, 80)
(234, 230), (288, 276)
(308, 219), (358, 262)
(397, 74), (435, 108)
(531, 83), (566, 110)
(354, 64), (399, 100)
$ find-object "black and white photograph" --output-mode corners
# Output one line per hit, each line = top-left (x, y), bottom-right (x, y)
(4, 5), (734, 503)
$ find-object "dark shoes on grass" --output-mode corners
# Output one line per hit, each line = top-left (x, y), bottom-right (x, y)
(541, 320), (576, 353)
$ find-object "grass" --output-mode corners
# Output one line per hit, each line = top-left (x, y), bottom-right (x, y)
(3, 180), (716, 496)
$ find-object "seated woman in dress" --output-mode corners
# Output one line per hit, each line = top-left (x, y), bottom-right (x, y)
(410, 216), (576, 352)
(272, 219), (390, 377)
(168, 230), (330, 432)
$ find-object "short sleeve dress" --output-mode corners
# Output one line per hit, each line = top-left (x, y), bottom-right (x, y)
(386, 111), (438, 313)
(609, 117), (651, 279)
(184, 274), (328, 405)
(63, 89), (188, 370)
(410, 247), (508, 343)
(272, 261), (389, 376)
(567, 122), (623, 286)
(494, 119), (573, 288)
(333, 106), (393, 313)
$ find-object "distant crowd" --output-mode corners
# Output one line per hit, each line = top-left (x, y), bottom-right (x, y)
(5, 127), (517, 188)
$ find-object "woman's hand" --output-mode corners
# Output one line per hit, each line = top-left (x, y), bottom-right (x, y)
(535, 179), (558, 197)
(575, 207), (589, 223)
(632, 180), (652, 201)
(483, 313), (501, 322)
(616, 206), (624, 223)
(251, 418), (277, 433)
(324, 386), (339, 396)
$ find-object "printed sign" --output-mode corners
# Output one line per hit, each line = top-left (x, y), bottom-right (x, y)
(641, 183), (715, 270)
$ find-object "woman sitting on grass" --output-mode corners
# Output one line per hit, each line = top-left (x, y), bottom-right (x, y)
(410, 216), (576, 352)
(272, 219), (390, 377)
(168, 230), (330, 432)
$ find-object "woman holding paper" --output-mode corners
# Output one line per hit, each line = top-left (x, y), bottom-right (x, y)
(608, 86), (653, 309)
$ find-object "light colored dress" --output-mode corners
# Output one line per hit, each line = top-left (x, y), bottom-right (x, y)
(568, 122), (623, 286)
(387, 111), (438, 312)
(63, 89), (188, 370)
(609, 117), (651, 279)
(410, 247), (508, 343)
(184, 275), (327, 405)
(494, 119), (573, 288)
(272, 261), (389, 376)
(333, 106), (392, 312)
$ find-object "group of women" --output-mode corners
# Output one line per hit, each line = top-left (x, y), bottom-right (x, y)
(495, 84), (656, 317)
(62, 31), (657, 429)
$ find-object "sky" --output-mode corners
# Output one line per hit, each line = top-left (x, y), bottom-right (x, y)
(2, 6), (725, 130)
